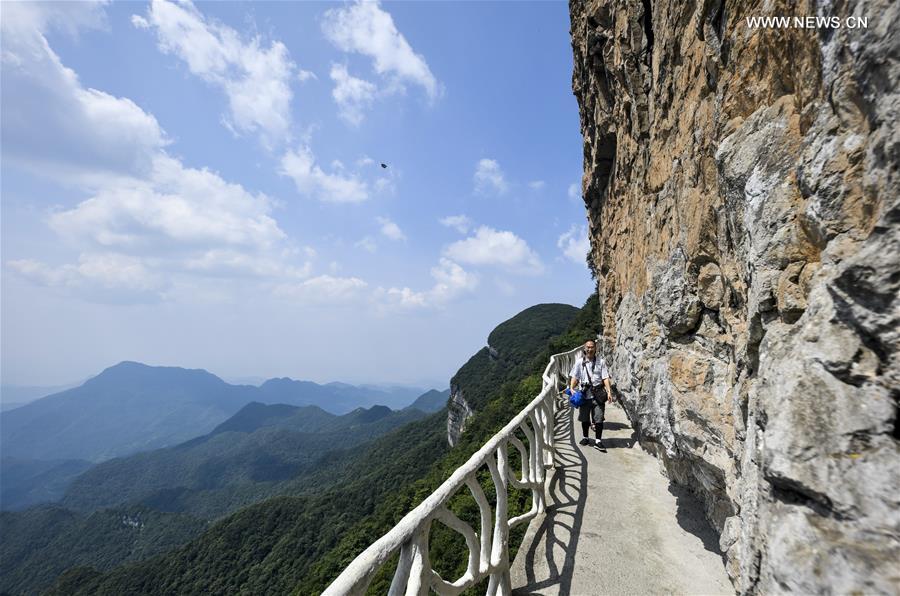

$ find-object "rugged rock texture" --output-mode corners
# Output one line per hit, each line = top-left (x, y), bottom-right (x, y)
(570, 0), (899, 593)
(446, 388), (474, 447)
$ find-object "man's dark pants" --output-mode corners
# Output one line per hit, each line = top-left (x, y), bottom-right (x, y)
(577, 394), (606, 441)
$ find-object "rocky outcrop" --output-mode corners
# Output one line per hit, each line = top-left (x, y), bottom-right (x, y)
(447, 387), (474, 447)
(570, 0), (899, 593)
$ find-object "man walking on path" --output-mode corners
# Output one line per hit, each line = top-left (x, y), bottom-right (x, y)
(570, 339), (614, 448)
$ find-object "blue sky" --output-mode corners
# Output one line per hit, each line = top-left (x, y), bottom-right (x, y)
(1, 0), (593, 389)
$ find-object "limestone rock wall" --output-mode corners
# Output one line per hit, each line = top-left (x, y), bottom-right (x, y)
(570, 0), (899, 592)
(447, 387), (474, 447)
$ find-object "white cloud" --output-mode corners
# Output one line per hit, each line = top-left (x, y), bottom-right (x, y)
(330, 63), (377, 126)
(374, 176), (395, 195)
(16, 155), (312, 297)
(49, 155), (284, 253)
(274, 275), (368, 305)
(136, 0), (296, 148)
(474, 159), (508, 195)
(376, 216), (406, 241)
(429, 257), (478, 302)
(385, 286), (427, 308)
(558, 224), (590, 265)
(8, 253), (165, 304)
(528, 180), (545, 190)
(444, 226), (543, 274)
(297, 68), (317, 82)
(1, 2), (166, 184)
(183, 250), (311, 279)
(439, 215), (471, 234)
(131, 14), (150, 29)
(355, 236), (377, 253)
(322, 0), (440, 101)
(280, 146), (369, 203)
(568, 181), (582, 202)
(384, 258), (477, 309)
(3, 1), (109, 40)
(3, 11), (312, 302)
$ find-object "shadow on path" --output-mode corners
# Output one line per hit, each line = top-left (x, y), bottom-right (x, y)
(599, 427), (637, 450)
(668, 483), (724, 557)
(513, 406), (587, 595)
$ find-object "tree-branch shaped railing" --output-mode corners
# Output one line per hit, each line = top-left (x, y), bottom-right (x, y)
(323, 345), (582, 596)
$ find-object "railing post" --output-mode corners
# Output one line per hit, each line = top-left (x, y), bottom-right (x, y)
(544, 394), (555, 467)
(526, 413), (546, 514)
(465, 475), (492, 576)
(486, 445), (511, 596)
(388, 539), (415, 596)
(406, 521), (432, 596)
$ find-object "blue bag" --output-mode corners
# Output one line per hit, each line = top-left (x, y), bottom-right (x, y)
(565, 388), (584, 408)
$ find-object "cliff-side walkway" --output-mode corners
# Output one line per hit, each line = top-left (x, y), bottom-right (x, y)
(510, 403), (733, 595)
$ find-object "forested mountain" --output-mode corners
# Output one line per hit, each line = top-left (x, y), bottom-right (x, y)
(454, 303), (581, 413)
(61, 403), (426, 519)
(0, 505), (207, 596)
(43, 297), (600, 595)
(405, 388), (451, 413)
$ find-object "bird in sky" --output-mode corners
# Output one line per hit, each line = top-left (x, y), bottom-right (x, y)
(380, 163), (388, 169)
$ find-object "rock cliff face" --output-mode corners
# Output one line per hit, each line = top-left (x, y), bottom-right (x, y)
(447, 387), (474, 447)
(570, 0), (899, 592)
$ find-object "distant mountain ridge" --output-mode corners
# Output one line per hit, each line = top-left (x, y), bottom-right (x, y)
(208, 403), (334, 436)
(1, 383), (79, 412)
(0, 361), (429, 464)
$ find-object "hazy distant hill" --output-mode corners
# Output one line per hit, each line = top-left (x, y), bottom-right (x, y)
(256, 377), (425, 412)
(0, 383), (78, 412)
(0, 362), (429, 465)
(406, 388), (451, 413)
(0, 362), (256, 464)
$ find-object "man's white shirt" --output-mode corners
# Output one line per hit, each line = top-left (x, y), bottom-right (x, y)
(569, 355), (610, 387)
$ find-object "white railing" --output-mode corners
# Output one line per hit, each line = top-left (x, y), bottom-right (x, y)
(323, 345), (582, 596)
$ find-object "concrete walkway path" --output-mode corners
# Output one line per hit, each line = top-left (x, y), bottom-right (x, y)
(510, 403), (734, 595)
